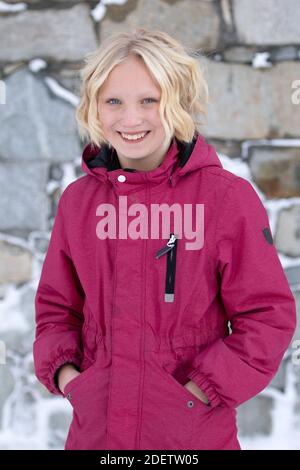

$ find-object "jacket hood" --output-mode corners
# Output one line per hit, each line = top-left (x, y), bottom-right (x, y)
(81, 131), (223, 190)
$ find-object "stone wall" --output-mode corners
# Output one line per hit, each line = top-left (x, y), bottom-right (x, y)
(0, 0), (299, 449)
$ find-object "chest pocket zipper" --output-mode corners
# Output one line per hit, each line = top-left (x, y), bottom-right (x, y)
(155, 233), (178, 302)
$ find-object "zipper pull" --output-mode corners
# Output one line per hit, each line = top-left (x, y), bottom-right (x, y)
(155, 234), (177, 259)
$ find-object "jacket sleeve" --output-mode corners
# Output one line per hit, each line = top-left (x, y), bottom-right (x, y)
(186, 177), (297, 408)
(33, 189), (84, 396)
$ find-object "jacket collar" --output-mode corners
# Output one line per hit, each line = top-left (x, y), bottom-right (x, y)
(81, 131), (222, 194)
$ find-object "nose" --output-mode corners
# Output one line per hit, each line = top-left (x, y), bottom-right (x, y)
(119, 105), (144, 127)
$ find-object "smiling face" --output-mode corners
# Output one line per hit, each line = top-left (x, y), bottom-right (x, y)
(97, 54), (172, 171)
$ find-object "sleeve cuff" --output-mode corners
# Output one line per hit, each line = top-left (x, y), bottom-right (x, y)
(186, 368), (222, 408)
(49, 353), (82, 396)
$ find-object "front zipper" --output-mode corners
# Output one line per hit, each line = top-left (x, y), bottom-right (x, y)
(155, 233), (178, 302)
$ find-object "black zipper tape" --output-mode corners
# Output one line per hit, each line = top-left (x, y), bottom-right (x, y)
(155, 233), (178, 302)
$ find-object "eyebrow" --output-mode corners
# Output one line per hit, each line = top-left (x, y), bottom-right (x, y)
(103, 92), (160, 99)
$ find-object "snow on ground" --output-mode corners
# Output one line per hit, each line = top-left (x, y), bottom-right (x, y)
(239, 363), (300, 450)
(0, 284), (29, 333)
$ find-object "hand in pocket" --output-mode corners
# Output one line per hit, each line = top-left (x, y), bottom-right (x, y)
(58, 364), (81, 394)
(184, 380), (209, 404)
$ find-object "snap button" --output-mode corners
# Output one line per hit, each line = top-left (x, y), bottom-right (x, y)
(187, 400), (194, 408)
(66, 392), (72, 400)
(117, 175), (126, 183)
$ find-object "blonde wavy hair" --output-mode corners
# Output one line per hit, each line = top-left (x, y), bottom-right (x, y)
(75, 27), (209, 148)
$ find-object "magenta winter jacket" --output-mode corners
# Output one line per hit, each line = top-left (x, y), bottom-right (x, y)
(33, 131), (297, 450)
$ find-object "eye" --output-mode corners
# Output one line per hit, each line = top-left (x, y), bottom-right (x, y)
(105, 98), (157, 105)
(106, 98), (120, 105)
(143, 98), (157, 104)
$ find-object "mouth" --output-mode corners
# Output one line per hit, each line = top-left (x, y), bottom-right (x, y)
(117, 131), (151, 144)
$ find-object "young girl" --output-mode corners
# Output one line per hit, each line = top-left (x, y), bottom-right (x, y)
(33, 28), (297, 450)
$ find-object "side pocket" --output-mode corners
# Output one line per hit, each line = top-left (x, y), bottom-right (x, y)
(158, 359), (239, 450)
(63, 354), (109, 450)
(63, 361), (96, 398)
(140, 355), (196, 450)
(160, 361), (211, 411)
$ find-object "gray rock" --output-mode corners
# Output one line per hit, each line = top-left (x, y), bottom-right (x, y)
(270, 62), (300, 138)
(0, 284), (7, 301)
(19, 284), (36, 330)
(294, 399), (300, 427)
(237, 395), (273, 436)
(8, 387), (38, 437)
(292, 291), (300, 343)
(0, 160), (49, 232)
(0, 364), (15, 425)
(269, 358), (288, 393)
(49, 164), (64, 182)
(48, 410), (72, 449)
(0, 4), (97, 61)
(0, 68), (81, 162)
(233, 0), (300, 45)
(202, 59), (300, 140)
(249, 147), (300, 198)
(206, 138), (242, 159)
(285, 266), (300, 288)
(223, 47), (256, 63)
(29, 232), (50, 255)
(202, 59), (269, 139)
(99, 0), (220, 52)
(0, 283), (36, 355)
(270, 46), (299, 62)
(1, 328), (34, 357)
(0, 240), (32, 285)
(275, 205), (300, 257)
(75, 163), (85, 178)
(49, 67), (82, 98)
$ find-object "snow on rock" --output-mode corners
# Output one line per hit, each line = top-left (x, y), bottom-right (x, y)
(262, 196), (300, 237)
(91, 0), (128, 22)
(252, 52), (272, 69)
(0, 1), (27, 12)
(46, 180), (60, 196)
(61, 162), (79, 191)
(103, 0), (128, 3)
(91, 1), (106, 22)
(0, 284), (29, 333)
(217, 151), (266, 201)
(44, 76), (79, 107)
(241, 138), (300, 160)
(28, 59), (47, 73)
(217, 152), (252, 180)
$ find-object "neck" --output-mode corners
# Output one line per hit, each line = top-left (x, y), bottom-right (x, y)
(117, 138), (174, 171)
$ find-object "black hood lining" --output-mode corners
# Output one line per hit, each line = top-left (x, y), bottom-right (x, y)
(86, 133), (198, 172)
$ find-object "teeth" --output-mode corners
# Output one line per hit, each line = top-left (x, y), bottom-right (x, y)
(121, 132), (147, 140)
